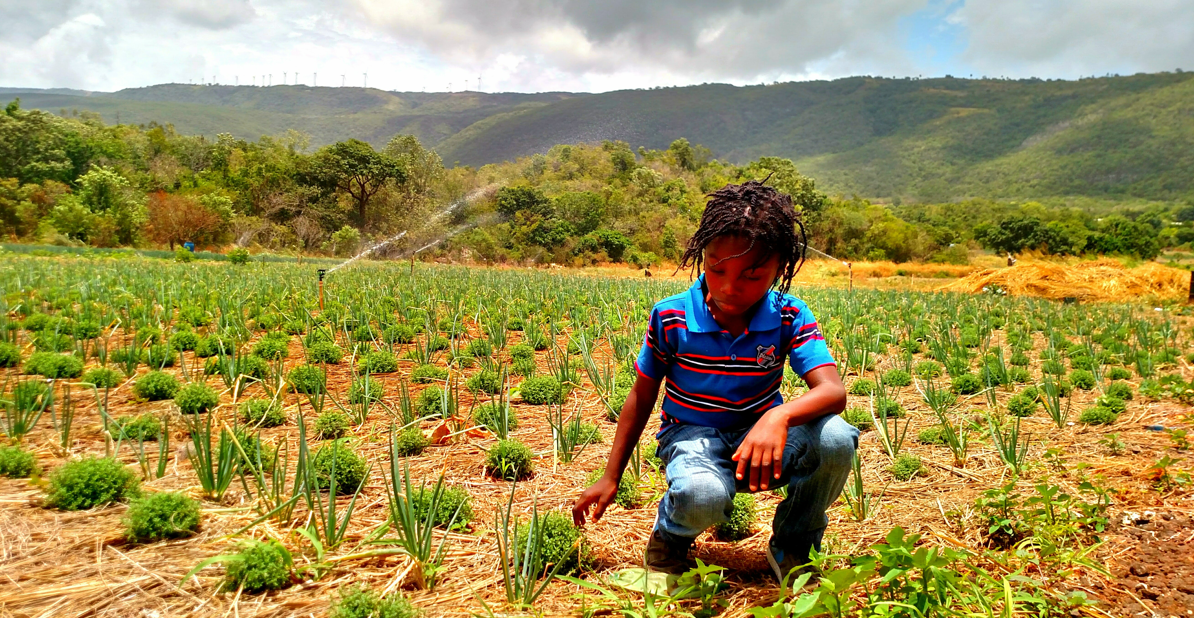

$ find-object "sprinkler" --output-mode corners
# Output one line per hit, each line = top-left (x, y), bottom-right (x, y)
(317, 269), (327, 311)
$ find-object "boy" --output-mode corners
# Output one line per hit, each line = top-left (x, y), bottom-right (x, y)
(572, 180), (856, 581)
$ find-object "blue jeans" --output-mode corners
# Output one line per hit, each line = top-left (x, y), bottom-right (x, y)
(654, 413), (859, 555)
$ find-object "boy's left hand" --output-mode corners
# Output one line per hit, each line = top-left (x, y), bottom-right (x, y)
(732, 409), (788, 491)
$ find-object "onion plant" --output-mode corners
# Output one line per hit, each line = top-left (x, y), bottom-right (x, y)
(378, 450), (460, 590)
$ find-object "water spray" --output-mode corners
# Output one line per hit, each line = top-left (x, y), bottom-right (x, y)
(317, 269), (327, 311)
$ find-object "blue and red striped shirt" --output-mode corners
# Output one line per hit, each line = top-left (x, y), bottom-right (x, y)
(635, 275), (835, 432)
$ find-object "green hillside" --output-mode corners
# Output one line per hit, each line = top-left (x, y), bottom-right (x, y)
(9, 72), (1194, 201)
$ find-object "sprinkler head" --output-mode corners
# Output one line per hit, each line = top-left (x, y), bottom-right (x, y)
(317, 269), (327, 281)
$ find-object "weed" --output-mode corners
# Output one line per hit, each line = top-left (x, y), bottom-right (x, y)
(134, 370), (179, 400)
(487, 439), (534, 480)
(713, 494), (756, 541)
(124, 491), (201, 542)
(175, 382), (219, 414)
(0, 446), (37, 477)
(46, 456), (140, 510)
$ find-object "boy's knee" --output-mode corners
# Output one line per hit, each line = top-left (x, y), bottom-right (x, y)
(817, 416), (858, 470)
(669, 473), (733, 530)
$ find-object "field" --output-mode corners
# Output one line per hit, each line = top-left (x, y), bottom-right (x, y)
(1, 254), (1193, 618)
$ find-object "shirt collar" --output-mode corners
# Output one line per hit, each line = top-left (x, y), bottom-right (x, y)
(685, 274), (782, 334)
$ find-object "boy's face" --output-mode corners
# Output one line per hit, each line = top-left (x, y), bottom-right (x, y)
(703, 235), (780, 318)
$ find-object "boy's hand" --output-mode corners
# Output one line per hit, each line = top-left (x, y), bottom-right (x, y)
(732, 409), (788, 491)
(572, 476), (618, 527)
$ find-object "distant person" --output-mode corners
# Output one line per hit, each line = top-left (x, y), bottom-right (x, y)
(572, 181), (853, 581)
(1007, 253), (1017, 267)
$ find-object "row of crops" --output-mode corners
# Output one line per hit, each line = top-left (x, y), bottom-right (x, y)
(1, 255), (1192, 616)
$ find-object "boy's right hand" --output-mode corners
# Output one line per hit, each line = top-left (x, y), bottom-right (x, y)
(572, 476), (618, 527)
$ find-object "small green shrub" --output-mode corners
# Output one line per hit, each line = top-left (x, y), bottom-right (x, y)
(348, 376), (384, 404)
(881, 369), (912, 387)
(1009, 351), (1031, 367)
(890, 454), (922, 481)
(359, 350), (399, 374)
(1041, 360), (1066, 376)
(512, 358), (537, 377)
(1009, 367), (1032, 384)
(1095, 395), (1127, 415)
(195, 334), (236, 358)
(473, 402), (519, 432)
(82, 367), (121, 388)
(848, 378), (876, 396)
(25, 352), (84, 378)
(0, 446), (37, 478)
(228, 248), (250, 264)
(222, 539), (292, 593)
(509, 343), (535, 362)
(569, 422), (603, 446)
(312, 440), (369, 495)
(174, 246), (195, 262)
(412, 485), (473, 530)
(0, 341), (19, 368)
(394, 428), (430, 457)
(515, 511), (585, 575)
(713, 493), (756, 541)
(46, 457), (140, 510)
(951, 373), (983, 395)
(287, 364), (326, 394)
(175, 382), (220, 414)
(124, 492), (201, 543)
(416, 386), (446, 418)
(520, 376), (563, 405)
(1079, 406), (1118, 425)
(427, 336), (449, 351)
(1069, 369), (1096, 391)
(917, 426), (948, 445)
(486, 439), (534, 480)
(252, 332), (290, 361)
(465, 338), (493, 358)
(841, 407), (873, 431)
(315, 410), (350, 440)
(1006, 394), (1037, 418)
(1070, 355), (1095, 371)
(143, 344), (177, 368)
(134, 371), (180, 401)
(914, 361), (942, 378)
(307, 342), (343, 364)
(240, 398), (286, 428)
(1107, 367), (1133, 381)
(114, 414), (161, 441)
(329, 585), (420, 618)
(466, 369), (502, 394)
(170, 329), (200, 351)
(1105, 381), (1134, 401)
(383, 324), (415, 344)
(410, 364), (448, 384)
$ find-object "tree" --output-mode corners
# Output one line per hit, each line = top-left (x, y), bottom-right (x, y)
(667, 138), (710, 172)
(312, 139), (406, 227)
(974, 215), (1047, 255)
(495, 186), (551, 218)
(0, 101), (74, 184)
(76, 166), (146, 244)
(555, 191), (605, 235)
(146, 192), (224, 249)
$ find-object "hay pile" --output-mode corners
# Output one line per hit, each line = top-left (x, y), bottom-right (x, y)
(941, 259), (1191, 302)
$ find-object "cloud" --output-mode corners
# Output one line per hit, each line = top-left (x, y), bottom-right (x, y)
(133, 0), (258, 30)
(950, 0), (1194, 77)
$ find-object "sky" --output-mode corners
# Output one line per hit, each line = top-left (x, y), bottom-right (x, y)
(0, 0), (1191, 93)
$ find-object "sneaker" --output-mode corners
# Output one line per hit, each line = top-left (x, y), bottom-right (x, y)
(765, 541), (816, 584)
(645, 529), (694, 575)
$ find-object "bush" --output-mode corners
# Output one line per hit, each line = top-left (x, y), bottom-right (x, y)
(1070, 355), (1096, 371)
(124, 492), (201, 543)
(223, 539), (292, 593)
(0, 446), (36, 478)
(410, 364), (448, 384)
(1107, 367), (1133, 381)
(473, 402), (519, 432)
(1009, 351), (1031, 367)
(394, 428), (430, 457)
(307, 342), (343, 364)
(1096, 395), (1127, 415)
(143, 344), (177, 368)
(315, 411), (350, 440)
(175, 382), (220, 414)
(195, 334), (236, 358)
(383, 324), (415, 344)
(1069, 369), (1096, 390)
(1079, 406), (1118, 426)
(82, 367), (121, 388)
(358, 350), (399, 374)
(512, 358), (537, 378)
(412, 485), (473, 530)
(1006, 394), (1037, 418)
(847, 378), (876, 396)
(114, 414), (161, 441)
(465, 338), (493, 358)
(466, 369), (502, 395)
(287, 364), (326, 394)
(329, 586), (420, 618)
(0, 341), (19, 368)
(509, 343), (535, 362)
(427, 336), (449, 351)
(486, 439), (534, 480)
(841, 407), (873, 431)
(169, 329), (200, 351)
(46, 457), (140, 510)
(174, 246), (195, 262)
(915, 361), (943, 378)
(515, 511), (585, 575)
(252, 332), (290, 361)
(1009, 367), (1032, 384)
(134, 370), (179, 401)
(917, 426), (948, 445)
(1105, 381), (1134, 401)
(881, 369), (912, 387)
(312, 440), (368, 495)
(416, 386), (446, 418)
(890, 454), (922, 481)
(1041, 360), (1066, 376)
(520, 376), (563, 404)
(236, 355), (272, 380)
(951, 373), (983, 395)
(240, 398), (286, 428)
(713, 493), (756, 541)
(25, 352), (84, 378)
(228, 248), (250, 264)
(569, 422), (603, 446)
(349, 376), (385, 404)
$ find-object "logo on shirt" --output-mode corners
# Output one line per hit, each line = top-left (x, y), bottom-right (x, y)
(756, 344), (779, 369)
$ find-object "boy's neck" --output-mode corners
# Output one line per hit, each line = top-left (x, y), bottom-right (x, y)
(701, 280), (765, 337)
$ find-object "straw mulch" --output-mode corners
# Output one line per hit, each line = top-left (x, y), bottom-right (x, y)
(940, 259), (1191, 302)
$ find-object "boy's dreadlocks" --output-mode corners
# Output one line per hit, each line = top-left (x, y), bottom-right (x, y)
(678, 180), (807, 295)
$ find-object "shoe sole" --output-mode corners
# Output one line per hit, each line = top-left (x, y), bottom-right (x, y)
(765, 544), (784, 582)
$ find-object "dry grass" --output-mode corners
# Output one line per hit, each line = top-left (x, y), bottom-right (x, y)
(941, 259), (1192, 303)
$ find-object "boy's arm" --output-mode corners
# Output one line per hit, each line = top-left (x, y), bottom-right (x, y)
(572, 373), (661, 526)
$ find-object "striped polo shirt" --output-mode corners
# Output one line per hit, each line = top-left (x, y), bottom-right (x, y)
(635, 275), (835, 432)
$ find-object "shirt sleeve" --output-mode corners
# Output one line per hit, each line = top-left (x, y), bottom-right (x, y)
(788, 305), (835, 378)
(635, 307), (675, 381)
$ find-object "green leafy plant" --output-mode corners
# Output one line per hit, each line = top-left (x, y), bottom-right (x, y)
(1078, 405), (1118, 425)
(113, 413), (161, 441)
(486, 439), (534, 480)
(889, 454), (922, 481)
(307, 341), (344, 364)
(713, 493), (756, 541)
(134, 370), (179, 401)
(412, 484), (473, 531)
(240, 398), (286, 428)
(349, 376), (385, 404)
(0, 446), (37, 478)
(124, 491), (201, 543)
(311, 439), (368, 495)
(394, 428), (430, 457)
(81, 367), (121, 388)
(287, 364), (326, 394)
(185, 539), (293, 593)
(46, 456), (140, 510)
(359, 350), (399, 374)
(175, 382), (219, 414)
(521, 375), (563, 405)
(378, 457), (463, 590)
(329, 586), (421, 618)
(410, 364), (447, 384)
